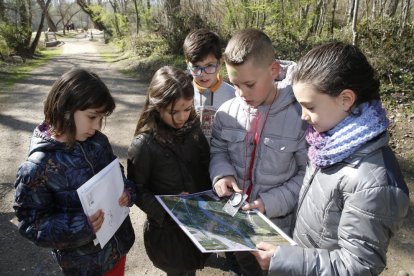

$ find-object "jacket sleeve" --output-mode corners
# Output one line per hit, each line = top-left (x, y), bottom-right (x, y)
(13, 161), (95, 249)
(127, 134), (167, 224)
(268, 185), (410, 275)
(259, 132), (308, 218)
(209, 109), (237, 184)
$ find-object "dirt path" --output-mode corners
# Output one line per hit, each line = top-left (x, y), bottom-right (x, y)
(0, 36), (412, 275)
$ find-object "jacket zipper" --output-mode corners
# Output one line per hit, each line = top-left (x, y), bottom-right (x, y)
(78, 142), (95, 175)
(295, 167), (320, 219)
(305, 233), (319, 248)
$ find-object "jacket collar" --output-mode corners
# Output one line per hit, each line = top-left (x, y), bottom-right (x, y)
(193, 75), (223, 93)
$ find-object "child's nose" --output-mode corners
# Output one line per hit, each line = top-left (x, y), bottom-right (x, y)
(92, 119), (101, 130)
(301, 109), (310, 121)
(237, 88), (247, 97)
(177, 112), (186, 122)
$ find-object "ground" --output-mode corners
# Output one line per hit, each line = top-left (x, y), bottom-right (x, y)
(0, 35), (412, 275)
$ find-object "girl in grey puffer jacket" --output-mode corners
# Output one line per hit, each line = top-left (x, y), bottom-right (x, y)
(252, 42), (409, 275)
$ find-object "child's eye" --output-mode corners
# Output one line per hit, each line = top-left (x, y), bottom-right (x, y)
(246, 83), (255, 88)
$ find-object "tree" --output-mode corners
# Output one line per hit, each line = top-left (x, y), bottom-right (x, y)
(76, 0), (109, 32)
(131, 0), (141, 34)
(399, 0), (410, 36)
(387, 0), (400, 16)
(352, 0), (360, 45)
(30, 0), (51, 54)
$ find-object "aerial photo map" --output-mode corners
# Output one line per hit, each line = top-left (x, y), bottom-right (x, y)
(156, 190), (296, 253)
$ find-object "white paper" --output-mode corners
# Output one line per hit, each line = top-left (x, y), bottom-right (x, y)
(77, 158), (129, 248)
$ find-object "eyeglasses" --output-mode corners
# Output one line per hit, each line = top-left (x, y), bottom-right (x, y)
(187, 62), (219, 77)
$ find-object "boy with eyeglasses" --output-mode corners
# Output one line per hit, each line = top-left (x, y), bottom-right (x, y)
(183, 29), (235, 142)
(183, 29), (240, 276)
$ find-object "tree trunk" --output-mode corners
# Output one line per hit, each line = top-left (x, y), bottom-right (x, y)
(76, 0), (109, 32)
(398, 0), (410, 36)
(330, 0), (338, 37)
(347, 0), (355, 23)
(0, 0), (7, 22)
(30, 0), (51, 55)
(132, 0), (140, 34)
(386, 0), (399, 16)
(352, 0), (360, 45)
(19, 0), (32, 52)
(36, 0), (57, 32)
(108, 0), (121, 36)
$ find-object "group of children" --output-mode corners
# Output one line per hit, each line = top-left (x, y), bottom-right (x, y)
(13, 27), (409, 276)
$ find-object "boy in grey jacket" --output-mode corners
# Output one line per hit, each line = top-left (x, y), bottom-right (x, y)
(210, 29), (308, 275)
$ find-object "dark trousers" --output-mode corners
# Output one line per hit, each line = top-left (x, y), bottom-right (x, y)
(235, 251), (267, 276)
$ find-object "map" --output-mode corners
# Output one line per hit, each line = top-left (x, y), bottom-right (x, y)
(155, 190), (296, 253)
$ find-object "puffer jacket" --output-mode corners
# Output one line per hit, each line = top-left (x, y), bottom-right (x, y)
(127, 118), (211, 272)
(14, 122), (136, 274)
(269, 133), (409, 275)
(127, 120), (212, 225)
(210, 62), (308, 233)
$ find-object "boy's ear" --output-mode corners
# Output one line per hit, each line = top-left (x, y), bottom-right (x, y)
(339, 89), (357, 112)
(270, 60), (280, 79)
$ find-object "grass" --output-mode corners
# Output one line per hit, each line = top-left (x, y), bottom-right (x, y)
(0, 47), (63, 88)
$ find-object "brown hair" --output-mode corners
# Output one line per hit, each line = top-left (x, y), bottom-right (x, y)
(224, 29), (275, 67)
(183, 28), (222, 63)
(134, 66), (196, 136)
(44, 68), (115, 146)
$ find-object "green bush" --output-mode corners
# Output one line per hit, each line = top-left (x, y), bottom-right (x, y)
(0, 23), (31, 55)
(358, 19), (414, 101)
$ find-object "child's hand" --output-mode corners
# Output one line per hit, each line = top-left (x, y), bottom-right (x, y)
(213, 176), (241, 197)
(118, 191), (130, 207)
(242, 197), (265, 213)
(251, 242), (278, 271)
(88, 209), (104, 234)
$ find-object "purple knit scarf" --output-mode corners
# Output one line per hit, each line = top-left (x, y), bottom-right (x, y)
(306, 100), (389, 168)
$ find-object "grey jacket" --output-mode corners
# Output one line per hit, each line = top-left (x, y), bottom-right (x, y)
(269, 133), (409, 275)
(209, 64), (308, 233)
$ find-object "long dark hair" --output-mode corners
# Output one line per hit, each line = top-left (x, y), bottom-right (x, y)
(44, 68), (115, 146)
(134, 66), (196, 137)
(293, 42), (380, 106)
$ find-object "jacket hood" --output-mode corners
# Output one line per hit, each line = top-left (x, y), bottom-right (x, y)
(342, 132), (389, 167)
(236, 60), (297, 115)
(28, 122), (66, 157)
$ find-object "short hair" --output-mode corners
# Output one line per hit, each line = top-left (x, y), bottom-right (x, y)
(224, 29), (275, 67)
(44, 68), (115, 146)
(292, 42), (380, 106)
(134, 66), (196, 136)
(183, 28), (222, 63)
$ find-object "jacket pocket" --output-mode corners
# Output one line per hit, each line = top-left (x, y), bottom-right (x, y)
(260, 136), (299, 176)
(221, 128), (247, 167)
